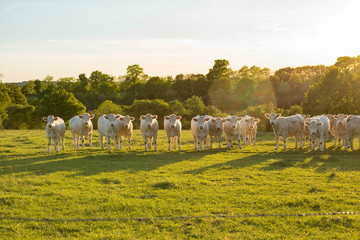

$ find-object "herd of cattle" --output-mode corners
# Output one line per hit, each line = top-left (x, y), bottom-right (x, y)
(41, 113), (360, 153)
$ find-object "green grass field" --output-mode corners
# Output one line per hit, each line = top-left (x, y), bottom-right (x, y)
(1, 129), (360, 239)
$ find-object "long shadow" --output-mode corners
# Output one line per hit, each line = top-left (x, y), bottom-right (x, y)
(0, 148), (219, 177)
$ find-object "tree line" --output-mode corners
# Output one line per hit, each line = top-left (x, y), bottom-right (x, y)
(1, 55), (360, 131)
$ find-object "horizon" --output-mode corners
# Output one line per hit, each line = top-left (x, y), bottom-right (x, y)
(1, 0), (360, 83)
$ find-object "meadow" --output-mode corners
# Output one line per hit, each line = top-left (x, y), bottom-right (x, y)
(0, 129), (360, 239)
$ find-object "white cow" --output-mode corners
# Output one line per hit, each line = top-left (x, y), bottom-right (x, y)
(42, 115), (65, 153)
(191, 115), (211, 151)
(326, 114), (338, 146)
(305, 115), (329, 151)
(335, 114), (348, 148)
(345, 115), (360, 151)
(223, 115), (242, 149)
(98, 114), (121, 151)
(115, 115), (135, 150)
(240, 115), (260, 146)
(265, 113), (304, 150)
(164, 114), (182, 150)
(140, 114), (159, 151)
(69, 113), (94, 149)
(207, 117), (226, 149)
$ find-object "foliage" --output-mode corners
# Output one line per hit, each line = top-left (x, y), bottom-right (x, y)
(4, 104), (35, 129)
(34, 89), (86, 123)
(302, 67), (360, 115)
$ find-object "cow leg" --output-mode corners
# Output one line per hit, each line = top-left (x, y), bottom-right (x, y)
(282, 132), (287, 150)
(99, 134), (104, 150)
(71, 132), (77, 149)
(81, 135), (85, 148)
(89, 133), (93, 148)
(167, 135), (171, 150)
(351, 134), (355, 151)
(54, 137), (59, 152)
(173, 136), (177, 150)
(197, 136), (201, 151)
(47, 137), (51, 153)
(193, 135), (197, 149)
(153, 134), (157, 151)
(114, 136), (119, 150)
(209, 136), (213, 149)
(106, 136), (111, 152)
(119, 136), (123, 149)
(62, 136), (65, 150)
(177, 134), (181, 151)
(237, 134), (242, 149)
(275, 136), (280, 150)
(218, 136), (221, 149)
(294, 135), (298, 149)
(143, 135), (148, 151)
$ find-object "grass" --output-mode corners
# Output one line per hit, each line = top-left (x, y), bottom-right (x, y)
(0, 129), (360, 239)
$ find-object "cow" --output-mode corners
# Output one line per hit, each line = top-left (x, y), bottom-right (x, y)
(326, 114), (338, 146)
(42, 115), (65, 153)
(191, 115), (211, 151)
(140, 114), (159, 151)
(115, 115), (135, 150)
(305, 115), (329, 151)
(240, 115), (260, 146)
(223, 115), (242, 149)
(207, 117), (226, 149)
(335, 114), (348, 148)
(98, 114), (121, 151)
(345, 115), (360, 151)
(164, 114), (182, 150)
(264, 113), (304, 150)
(69, 113), (94, 149)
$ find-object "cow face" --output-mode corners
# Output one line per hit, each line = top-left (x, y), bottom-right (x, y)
(104, 114), (120, 128)
(336, 114), (348, 130)
(192, 116), (210, 130)
(212, 117), (225, 131)
(42, 115), (58, 129)
(119, 115), (135, 129)
(165, 114), (181, 128)
(305, 120), (322, 143)
(245, 117), (260, 129)
(226, 116), (242, 129)
(141, 114), (158, 128)
(265, 113), (280, 126)
(78, 113), (94, 127)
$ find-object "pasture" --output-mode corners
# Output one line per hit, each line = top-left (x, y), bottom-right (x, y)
(0, 129), (360, 239)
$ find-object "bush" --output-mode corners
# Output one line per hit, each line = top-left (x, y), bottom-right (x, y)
(4, 104), (35, 129)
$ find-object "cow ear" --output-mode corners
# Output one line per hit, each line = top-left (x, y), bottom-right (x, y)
(344, 115), (349, 118)
(306, 115), (310, 119)
(177, 116), (182, 120)
(54, 117), (58, 121)
(78, 115), (83, 118)
(245, 119), (249, 122)
(90, 114), (95, 119)
(164, 116), (169, 120)
(222, 118), (227, 122)
(205, 118), (210, 121)
(255, 118), (260, 123)
(305, 121), (310, 126)
(226, 118), (231, 121)
(42, 117), (48, 122)
(104, 115), (109, 119)
(211, 119), (216, 122)
(237, 117), (242, 121)
(276, 114), (281, 118)
(264, 113), (270, 119)
(119, 117), (124, 121)
(153, 115), (158, 119)
(115, 114), (121, 119)
(140, 115), (144, 120)
(130, 117), (135, 121)
(317, 122), (323, 126)
(192, 117), (198, 122)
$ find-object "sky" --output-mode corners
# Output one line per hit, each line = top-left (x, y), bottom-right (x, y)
(1, 0), (360, 82)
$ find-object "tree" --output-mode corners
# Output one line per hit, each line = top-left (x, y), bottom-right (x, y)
(206, 59), (231, 82)
(35, 89), (86, 122)
(124, 64), (148, 86)
(4, 104), (35, 129)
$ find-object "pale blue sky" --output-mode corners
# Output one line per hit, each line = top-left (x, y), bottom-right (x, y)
(1, 0), (360, 82)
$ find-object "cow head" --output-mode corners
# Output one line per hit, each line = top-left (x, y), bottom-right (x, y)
(226, 115), (242, 129)
(192, 116), (210, 130)
(78, 113), (94, 126)
(265, 113), (280, 126)
(140, 114), (158, 128)
(212, 117), (225, 131)
(104, 114), (120, 128)
(336, 114), (348, 128)
(42, 115), (58, 129)
(245, 117), (260, 129)
(305, 119), (322, 143)
(165, 114), (181, 128)
(119, 115), (135, 129)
